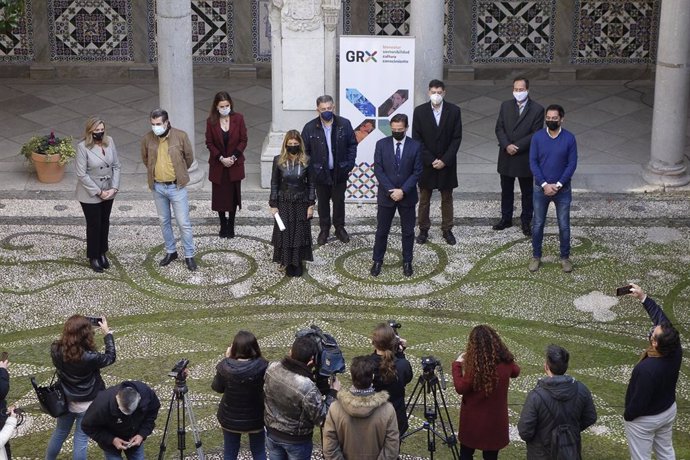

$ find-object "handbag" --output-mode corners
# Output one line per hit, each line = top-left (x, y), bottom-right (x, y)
(31, 372), (68, 418)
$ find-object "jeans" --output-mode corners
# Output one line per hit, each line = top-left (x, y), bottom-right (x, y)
(103, 444), (145, 460)
(45, 410), (89, 460)
(625, 402), (676, 460)
(223, 430), (266, 460)
(265, 433), (313, 460)
(531, 183), (571, 259)
(152, 182), (194, 257)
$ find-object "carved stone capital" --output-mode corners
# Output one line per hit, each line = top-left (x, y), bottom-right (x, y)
(281, 0), (323, 32)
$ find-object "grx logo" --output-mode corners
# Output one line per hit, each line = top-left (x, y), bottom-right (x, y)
(345, 50), (377, 63)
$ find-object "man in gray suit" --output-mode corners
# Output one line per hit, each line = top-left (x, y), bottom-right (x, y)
(493, 77), (544, 236)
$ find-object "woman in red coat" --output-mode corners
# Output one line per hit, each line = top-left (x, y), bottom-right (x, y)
(206, 91), (248, 238)
(452, 325), (520, 460)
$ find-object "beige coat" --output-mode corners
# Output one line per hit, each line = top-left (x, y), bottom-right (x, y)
(75, 137), (121, 204)
(323, 389), (399, 460)
(140, 127), (194, 189)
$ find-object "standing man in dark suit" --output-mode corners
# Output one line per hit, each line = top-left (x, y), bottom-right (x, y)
(302, 95), (358, 246)
(413, 79), (463, 246)
(371, 114), (423, 277)
(493, 77), (545, 236)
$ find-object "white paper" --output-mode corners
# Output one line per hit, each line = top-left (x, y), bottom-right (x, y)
(274, 212), (286, 231)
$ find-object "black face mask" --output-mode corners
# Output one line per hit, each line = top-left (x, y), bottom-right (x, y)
(392, 131), (405, 141)
(545, 121), (560, 131)
(286, 145), (300, 154)
(92, 132), (104, 141)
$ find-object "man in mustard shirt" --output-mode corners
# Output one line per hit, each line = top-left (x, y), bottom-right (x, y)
(141, 108), (197, 271)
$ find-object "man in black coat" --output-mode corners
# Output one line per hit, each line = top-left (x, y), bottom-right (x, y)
(412, 79), (462, 246)
(0, 355), (10, 458)
(82, 380), (160, 458)
(493, 77), (544, 236)
(371, 113), (423, 277)
(301, 95), (358, 246)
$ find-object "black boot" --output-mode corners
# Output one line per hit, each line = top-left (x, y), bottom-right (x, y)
(218, 212), (228, 238)
(227, 212), (236, 238)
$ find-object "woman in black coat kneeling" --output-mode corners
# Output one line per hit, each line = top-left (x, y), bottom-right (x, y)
(212, 330), (268, 460)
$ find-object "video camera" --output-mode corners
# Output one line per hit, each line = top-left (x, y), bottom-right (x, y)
(420, 356), (446, 389)
(168, 358), (189, 380)
(388, 319), (406, 353)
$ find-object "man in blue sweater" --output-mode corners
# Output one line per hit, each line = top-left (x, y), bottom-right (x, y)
(624, 284), (682, 460)
(528, 104), (577, 272)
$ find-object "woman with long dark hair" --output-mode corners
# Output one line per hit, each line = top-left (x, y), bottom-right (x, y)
(212, 330), (268, 460)
(269, 130), (315, 277)
(370, 323), (413, 436)
(206, 91), (248, 238)
(452, 325), (520, 460)
(45, 315), (116, 459)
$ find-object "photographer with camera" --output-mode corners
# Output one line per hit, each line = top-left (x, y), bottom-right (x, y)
(264, 336), (340, 460)
(45, 315), (116, 460)
(452, 325), (519, 460)
(0, 406), (22, 460)
(370, 323), (413, 436)
(82, 380), (161, 459)
(0, 352), (10, 459)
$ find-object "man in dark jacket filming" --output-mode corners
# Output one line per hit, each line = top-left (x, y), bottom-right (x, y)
(82, 380), (161, 459)
(518, 344), (596, 459)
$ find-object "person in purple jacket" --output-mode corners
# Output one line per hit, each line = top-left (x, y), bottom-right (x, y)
(528, 104), (577, 273)
(624, 284), (682, 460)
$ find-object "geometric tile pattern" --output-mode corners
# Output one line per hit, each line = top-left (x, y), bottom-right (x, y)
(444, 0), (455, 64)
(471, 0), (555, 63)
(571, 0), (659, 64)
(48, 0), (133, 61)
(347, 162), (377, 200)
(0, 0), (34, 62)
(147, 0), (234, 64)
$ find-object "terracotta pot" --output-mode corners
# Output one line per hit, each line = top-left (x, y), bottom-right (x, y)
(31, 152), (65, 183)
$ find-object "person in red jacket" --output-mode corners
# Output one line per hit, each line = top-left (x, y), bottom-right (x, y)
(452, 325), (520, 459)
(206, 91), (248, 239)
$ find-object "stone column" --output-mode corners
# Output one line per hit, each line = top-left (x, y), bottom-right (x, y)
(260, 0), (341, 187)
(409, 0), (444, 106)
(156, 0), (203, 187)
(645, 0), (690, 187)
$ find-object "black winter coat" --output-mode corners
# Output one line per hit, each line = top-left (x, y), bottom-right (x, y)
(301, 115), (358, 185)
(370, 352), (413, 435)
(82, 380), (160, 454)
(52, 333), (116, 402)
(212, 357), (268, 432)
(0, 368), (8, 428)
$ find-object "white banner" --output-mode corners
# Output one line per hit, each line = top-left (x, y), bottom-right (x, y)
(340, 36), (415, 201)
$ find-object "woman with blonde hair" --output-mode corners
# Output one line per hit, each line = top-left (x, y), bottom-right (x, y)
(75, 117), (121, 272)
(268, 130), (315, 277)
(370, 323), (413, 436)
(46, 315), (116, 459)
(452, 325), (520, 460)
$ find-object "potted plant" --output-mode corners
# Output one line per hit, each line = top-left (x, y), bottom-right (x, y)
(20, 131), (77, 183)
(0, 0), (25, 34)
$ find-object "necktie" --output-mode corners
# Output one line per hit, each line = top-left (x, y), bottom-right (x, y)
(395, 142), (401, 171)
(518, 102), (525, 115)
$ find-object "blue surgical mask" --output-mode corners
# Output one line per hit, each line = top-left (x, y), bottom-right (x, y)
(152, 124), (167, 136)
(218, 107), (231, 117)
(320, 111), (334, 122)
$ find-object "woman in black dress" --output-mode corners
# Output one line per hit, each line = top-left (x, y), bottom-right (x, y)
(269, 130), (315, 277)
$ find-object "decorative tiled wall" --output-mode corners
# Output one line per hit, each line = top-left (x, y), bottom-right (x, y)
(471, 0), (555, 64)
(0, 0), (33, 62)
(147, 0), (234, 64)
(48, 0), (133, 61)
(571, 0), (659, 64)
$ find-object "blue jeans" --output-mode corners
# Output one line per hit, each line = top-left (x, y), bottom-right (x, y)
(45, 410), (89, 460)
(103, 444), (145, 460)
(532, 183), (572, 259)
(265, 433), (313, 460)
(224, 430), (267, 460)
(152, 182), (195, 257)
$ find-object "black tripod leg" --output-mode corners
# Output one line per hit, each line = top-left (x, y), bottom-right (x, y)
(157, 391), (177, 460)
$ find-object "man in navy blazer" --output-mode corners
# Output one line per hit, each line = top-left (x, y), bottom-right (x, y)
(371, 114), (423, 277)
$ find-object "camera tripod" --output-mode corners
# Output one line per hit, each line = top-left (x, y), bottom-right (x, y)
(402, 367), (459, 460)
(157, 374), (205, 460)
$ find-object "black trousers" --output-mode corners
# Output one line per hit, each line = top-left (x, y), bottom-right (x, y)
(316, 180), (347, 231)
(372, 203), (416, 264)
(80, 200), (114, 259)
(500, 174), (533, 225)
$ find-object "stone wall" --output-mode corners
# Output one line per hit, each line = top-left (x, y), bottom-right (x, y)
(0, 0), (659, 80)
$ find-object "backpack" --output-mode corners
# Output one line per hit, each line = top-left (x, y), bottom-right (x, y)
(295, 325), (346, 377)
(536, 388), (581, 460)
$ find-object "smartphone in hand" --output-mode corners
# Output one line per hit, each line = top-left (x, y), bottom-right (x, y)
(616, 285), (632, 296)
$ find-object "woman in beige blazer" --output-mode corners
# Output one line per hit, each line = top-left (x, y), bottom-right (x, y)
(75, 117), (121, 272)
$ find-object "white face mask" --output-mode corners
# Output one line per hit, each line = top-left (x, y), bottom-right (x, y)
(151, 124), (167, 136)
(429, 93), (443, 105)
(513, 91), (529, 102)
(218, 107), (231, 116)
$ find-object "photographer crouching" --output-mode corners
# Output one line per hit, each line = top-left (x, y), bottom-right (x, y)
(371, 322), (413, 436)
